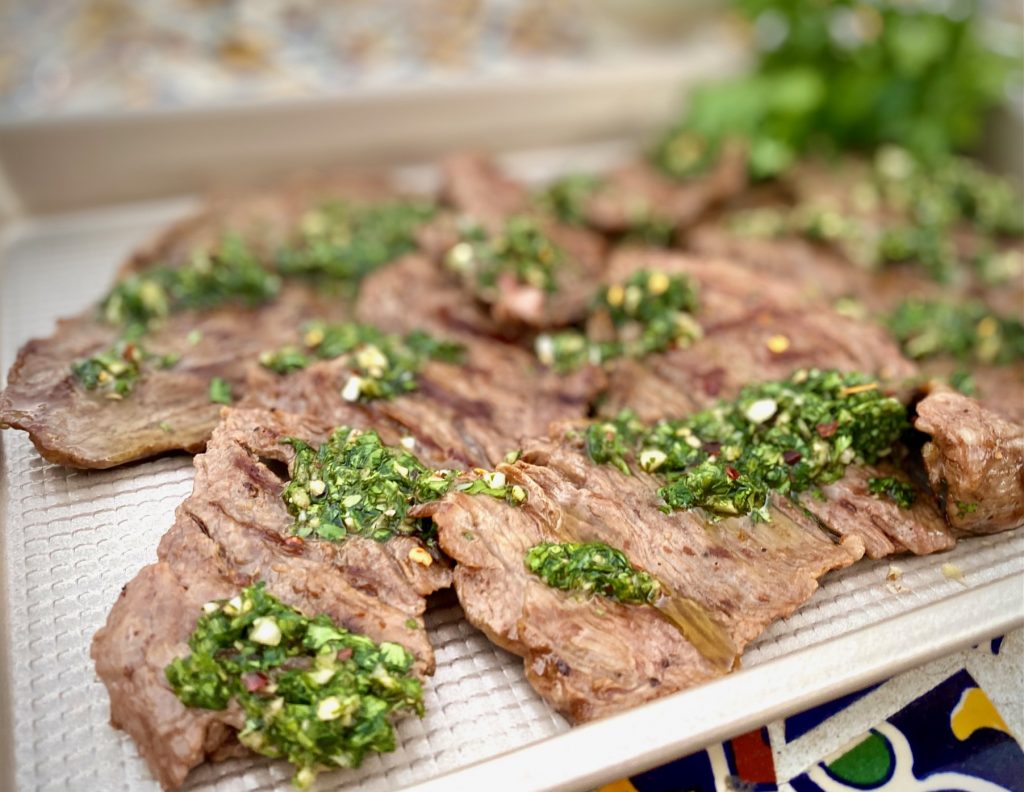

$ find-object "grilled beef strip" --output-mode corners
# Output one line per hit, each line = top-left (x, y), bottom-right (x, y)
(422, 155), (609, 331)
(597, 249), (917, 422)
(0, 177), (409, 469)
(419, 428), (864, 723)
(92, 408), (450, 790)
(914, 388), (1024, 535)
(243, 326), (603, 470)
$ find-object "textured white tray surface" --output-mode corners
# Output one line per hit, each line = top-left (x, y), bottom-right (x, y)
(2, 197), (1022, 792)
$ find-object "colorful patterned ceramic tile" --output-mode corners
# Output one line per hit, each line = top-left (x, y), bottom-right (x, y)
(784, 683), (884, 743)
(598, 727), (777, 792)
(789, 669), (1023, 791)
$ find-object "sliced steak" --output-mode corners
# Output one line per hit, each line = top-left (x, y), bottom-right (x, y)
(0, 284), (349, 468)
(1, 176), (409, 469)
(598, 250), (916, 422)
(584, 143), (747, 235)
(243, 332), (604, 470)
(914, 389), (1024, 534)
(92, 408), (450, 789)
(789, 464), (955, 558)
(421, 429), (863, 723)
(439, 153), (530, 230)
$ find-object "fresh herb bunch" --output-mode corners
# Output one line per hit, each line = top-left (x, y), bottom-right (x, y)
(446, 215), (563, 293)
(585, 370), (909, 522)
(277, 200), (436, 282)
(525, 541), (661, 605)
(165, 583), (422, 789)
(71, 339), (178, 398)
(282, 427), (455, 543)
(260, 321), (464, 402)
(867, 475), (917, 509)
(655, 0), (1019, 179)
(888, 299), (1024, 365)
(535, 270), (702, 373)
(101, 235), (280, 333)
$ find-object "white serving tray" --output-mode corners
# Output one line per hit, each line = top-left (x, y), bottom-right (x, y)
(1, 68), (1022, 792)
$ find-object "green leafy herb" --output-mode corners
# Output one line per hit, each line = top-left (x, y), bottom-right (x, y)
(208, 377), (233, 405)
(260, 321), (464, 402)
(71, 339), (147, 398)
(536, 270), (702, 372)
(586, 370), (908, 522)
(277, 200), (436, 282)
(282, 427), (454, 543)
(525, 541), (661, 605)
(455, 470), (527, 505)
(887, 299), (1024, 365)
(165, 582), (422, 789)
(536, 173), (602, 225)
(654, 0), (1019, 180)
(949, 370), (977, 396)
(867, 476), (917, 509)
(101, 235), (280, 333)
(956, 500), (979, 516)
(446, 215), (563, 293)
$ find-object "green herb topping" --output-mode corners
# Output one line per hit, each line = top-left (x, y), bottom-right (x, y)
(728, 148), (1023, 283)
(525, 541), (661, 605)
(535, 174), (602, 225)
(867, 476), (917, 509)
(536, 269), (702, 372)
(165, 582), (422, 789)
(277, 200), (435, 282)
(71, 339), (178, 398)
(283, 427), (454, 543)
(101, 235), (280, 333)
(446, 215), (563, 293)
(260, 321), (464, 402)
(208, 376), (233, 405)
(956, 500), (979, 517)
(585, 370), (908, 522)
(887, 299), (1024, 365)
(454, 469), (527, 506)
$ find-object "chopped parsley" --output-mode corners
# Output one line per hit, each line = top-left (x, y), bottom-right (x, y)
(446, 215), (563, 293)
(454, 470), (527, 505)
(165, 582), (422, 789)
(282, 427), (454, 543)
(585, 370), (909, 522)
(887, 299), (1024, 365)
(71, 339), (178, 398)
(260, 321), (463, 402)
(276, 200), (435, 282)
(956, 500), (979, 517)
(101, 235), (280, 333)
(208, 377), (233, 405)
(867, 476), (917, 509)
(525, 541), (660, 605)
(535, 174), (602, 225)
(536, 269), (702, 372)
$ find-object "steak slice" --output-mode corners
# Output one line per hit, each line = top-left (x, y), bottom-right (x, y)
(92, 408), (450, 789)
(0, 176), (410, 469)
(1, 284), (349, 468)
(243, 331), (604, 470)
(421, 429), (863, 723)
(789, 464), (955, 558)
(583, 143), (748, 236)
(914, 389), (1024, 534)
(598, 250), (916, 421)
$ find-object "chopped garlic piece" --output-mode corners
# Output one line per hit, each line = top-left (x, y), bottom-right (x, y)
(744, 398), (778, 424)
(942, 562), (967, 585)
(341, 375), (364, 402)
(250, 617), (282, 646)
(409, 546), (433, 567)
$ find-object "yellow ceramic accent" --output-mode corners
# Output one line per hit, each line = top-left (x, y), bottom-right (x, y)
(950, 686), (1012, 741)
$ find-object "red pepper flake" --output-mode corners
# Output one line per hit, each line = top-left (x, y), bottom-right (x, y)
(122, 343), (136, 361)
(702, 441), (722, 456)
(783, 450), (802, 465)
(337, 647), (353, 661)
(283, 535), (305, 552)
(816, 421), (839, 438)
(242, 672), (268, 692)
(725, 466), (741, 481)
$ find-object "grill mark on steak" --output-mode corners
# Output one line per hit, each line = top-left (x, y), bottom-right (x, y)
(92, 408), (451, 790)
(423, 429), (864, 722)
